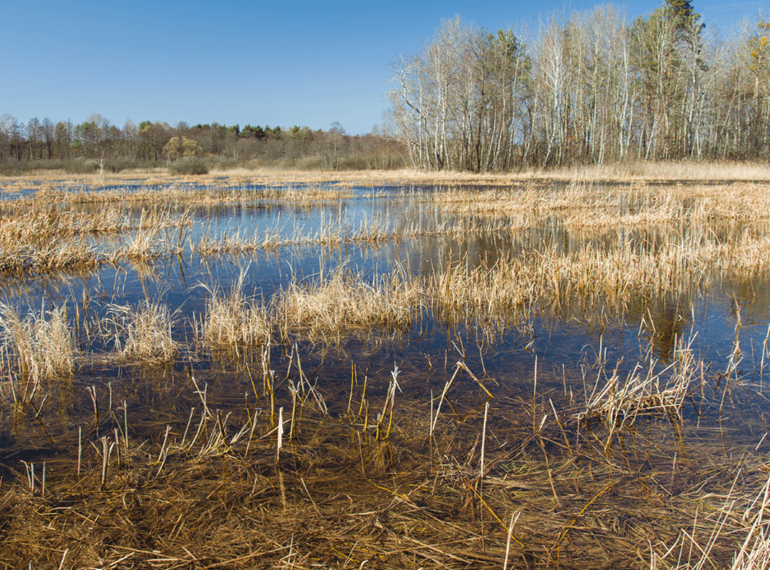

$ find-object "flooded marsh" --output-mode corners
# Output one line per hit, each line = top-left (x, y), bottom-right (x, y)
(1, 173), (770, 569)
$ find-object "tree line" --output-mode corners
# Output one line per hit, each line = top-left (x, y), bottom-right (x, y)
(0, 115), (404, 174)
(387, 0), (770, 170)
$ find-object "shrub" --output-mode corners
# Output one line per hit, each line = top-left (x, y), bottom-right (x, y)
(205, 156), (240, 171)
(106, 157), (137, 173)
(293, 156), (324, 170)
(168, 157), (209, 175)
(65, 157), (100, 174)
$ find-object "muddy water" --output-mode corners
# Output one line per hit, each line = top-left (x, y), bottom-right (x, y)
(0, 182), (768, 472)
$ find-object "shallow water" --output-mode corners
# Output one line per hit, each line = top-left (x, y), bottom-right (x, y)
(1, 181), (768, 458)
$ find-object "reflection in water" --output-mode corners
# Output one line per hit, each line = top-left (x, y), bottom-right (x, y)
(1, 183), (770, 448)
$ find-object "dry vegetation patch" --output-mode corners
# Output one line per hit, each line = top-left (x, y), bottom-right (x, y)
(200, 272), (271, 349)
(102, 300), (179, 363)
(433, 181), (770, 227)
(0, 302), (75, 382)
(3, 169), (770, 568)
(6, 161), (770, 191)
(275, 266), (423, 340)
(1, 352), (767, 569)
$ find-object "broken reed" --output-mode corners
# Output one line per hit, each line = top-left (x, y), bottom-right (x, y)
(575, 333), (701, 451)
(2, 342), (767, 569)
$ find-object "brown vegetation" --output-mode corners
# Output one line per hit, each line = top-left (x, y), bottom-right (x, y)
(2, 171), (770, 568)
(1, 340), (768, 569)
(103, 300), (179, 363)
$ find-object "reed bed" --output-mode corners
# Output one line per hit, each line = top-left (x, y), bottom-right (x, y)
(191, 221), (770, 350)
(37, 182), (354, 206)
(0, 197), (192, 273)
(4, 170), (770, 568)
(195, 214), (404, 256)
(5, 161), (770, 194)
(8, 175), (770, 286)
(433, 181), (770, 227)
(422, 224), (770, 333)
(274, 265), (423, 339)
(0, 204), (106, 273)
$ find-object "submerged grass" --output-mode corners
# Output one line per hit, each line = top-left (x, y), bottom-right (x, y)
(1, 335), (766, 569)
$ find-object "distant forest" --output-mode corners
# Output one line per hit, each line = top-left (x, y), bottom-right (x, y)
(0, 115), (405, 175)
(4, 0), (770, 174)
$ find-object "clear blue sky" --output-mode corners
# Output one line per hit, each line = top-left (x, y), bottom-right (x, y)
(1, 0), (765, 135)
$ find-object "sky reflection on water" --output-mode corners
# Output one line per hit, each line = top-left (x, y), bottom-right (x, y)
(0, 183), (767, 415)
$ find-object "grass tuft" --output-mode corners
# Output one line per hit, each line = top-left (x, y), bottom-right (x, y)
(275, 265), (422, 339)
(0, 301), (74, 380)
(200, 271), (271, 349)
(105, 300), (179, 363)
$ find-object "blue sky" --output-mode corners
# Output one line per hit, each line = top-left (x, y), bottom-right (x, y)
(1, 0), (766, 135)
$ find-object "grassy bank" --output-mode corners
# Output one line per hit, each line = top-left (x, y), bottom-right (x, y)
(3, 161), (770, 190)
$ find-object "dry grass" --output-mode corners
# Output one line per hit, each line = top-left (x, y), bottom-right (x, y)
(274, 265), (423, 340)
(0, 301), (74, 389)
(199, 271), (271, 348)
(0, 204), (106, 273)
(103, 300), (179, 363)
(0, 197), (192, 273)
(5, 161), (770, 193)
(195, 214), (402, 256)
(6, 174), (770, 284)
(433, 181), (770, 226)
(192, 219), (770, 349)
(197, 263), (424, 350)
(43, 182), (354, 205)
(421, 223), (770, 333)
